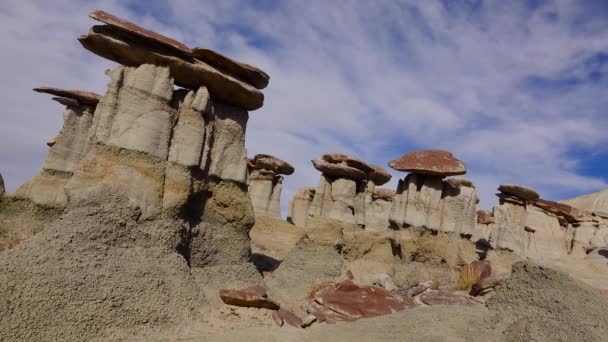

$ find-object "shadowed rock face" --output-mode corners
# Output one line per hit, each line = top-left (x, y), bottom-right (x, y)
(369, 164), (392, 186)
(0, 173), (4, 197)
(388, 150), (466, 176)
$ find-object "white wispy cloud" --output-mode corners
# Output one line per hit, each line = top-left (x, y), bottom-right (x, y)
(0, 0), (606, 216)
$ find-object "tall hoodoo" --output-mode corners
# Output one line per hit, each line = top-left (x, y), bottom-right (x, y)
(247, 154), (294, 218)
(0, 10), (271, 341)
(388, 149), (478, 234)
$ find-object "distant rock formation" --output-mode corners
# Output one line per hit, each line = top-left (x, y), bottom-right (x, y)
(388, 150), (478, 235)
(15, 87), (101, 207)
(0, 172), (4, 197)
(304, 153), (392, 229)
(247, 154), (294, 218)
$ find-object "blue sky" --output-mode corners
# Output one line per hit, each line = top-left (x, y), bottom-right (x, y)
(0, 0), (607, 213)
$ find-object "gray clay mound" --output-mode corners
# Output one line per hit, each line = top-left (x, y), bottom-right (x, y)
(487, 261), (608, 342)
(0, 197), (205, 342)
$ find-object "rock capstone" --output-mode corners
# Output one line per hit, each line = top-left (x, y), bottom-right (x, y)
(388, 150), (466, 176)
(498, 184), (540, 201)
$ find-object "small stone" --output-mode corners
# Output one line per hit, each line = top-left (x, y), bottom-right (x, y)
(219, 285), (280, 310)
(388, 150), (466, 176)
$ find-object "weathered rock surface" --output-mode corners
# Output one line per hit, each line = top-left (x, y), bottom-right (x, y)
(288, 187), (315, 227)
(79, 12), (264, 110)
(219, 285), (280, 310)
(364, 187), (394, 232)
(457, 260), (491, 290)
(272, 308), (303, 328)
(498, 184), (540, 201)
(388, 149), (466, 176)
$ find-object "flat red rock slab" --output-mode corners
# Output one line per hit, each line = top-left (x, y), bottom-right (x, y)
(219, 285), (280, 310)
(388, 150), (466, 176)
(272, 308), (303, 328)
(309, 280), (415, 323)
(532, 199), (585, 222)
(498, 184), (540, 201)
(372, 188), (396, 201)
(33, 87), (101, 106)
(420, 290), (476, 306)
(191, 48), (270, 89)
(89, 10), (191, 54)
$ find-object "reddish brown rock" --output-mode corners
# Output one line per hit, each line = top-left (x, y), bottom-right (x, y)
(89, 10), (190, 54)
(308, 280), (415, 323)
(33, 87), (101, 106)
(219, 285), (280, 310)
(248, 154), (294, 175)
(533, 199), (585, 222)
(419, 290), (476, 306)
(192, 48), (269, 89)
(312, 153), (374, 181)
(498, 184), (540, 201)
(477, 210), (495, 224)
(369, 164), (392, 186)
(372, 188), (396, 201)
(272, 308), (303, 328)
(388, 150), (466, 176)
(78, 14), (264, 110)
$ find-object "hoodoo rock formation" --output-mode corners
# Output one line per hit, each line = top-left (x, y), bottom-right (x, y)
(388, 150), (478, 235)
(304, 153), (393, 229)
(0, 11), (270, 341)
(2, 9), (608, 342)
(14, 87), (101, 207)
(247, 154), (294, 218)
